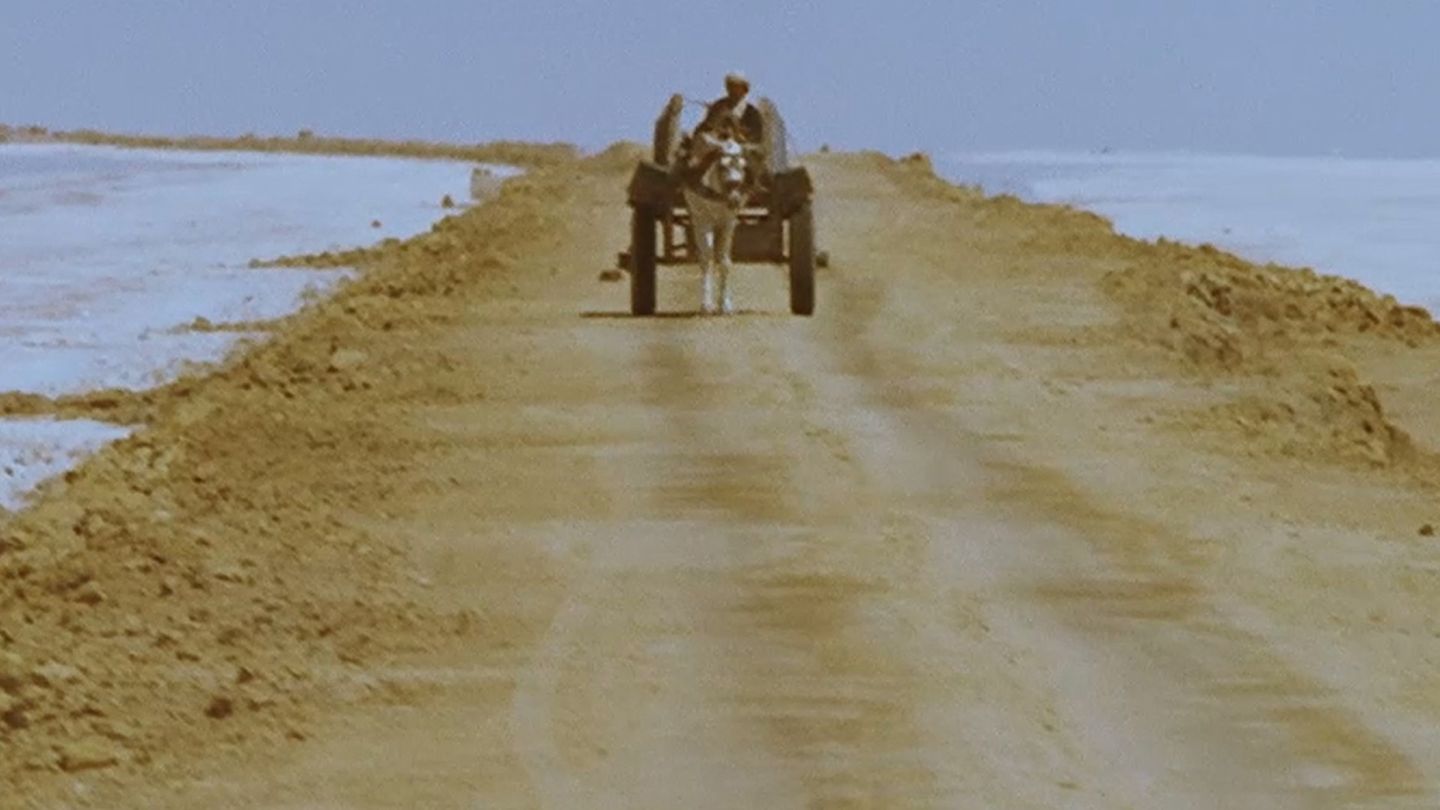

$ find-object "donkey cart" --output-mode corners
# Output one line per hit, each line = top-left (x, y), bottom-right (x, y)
(619, 95), (823, 316)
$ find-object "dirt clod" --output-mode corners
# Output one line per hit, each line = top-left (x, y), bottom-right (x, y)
(72, 581), (107, 606)
(0, 652), (26, 693)
(204, 695), (235, 720)
(0, 691), (19, 719)
(57, 738), (122, 773)
(31, 662), (82, 689)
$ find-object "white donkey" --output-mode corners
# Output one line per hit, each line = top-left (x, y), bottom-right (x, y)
(681, 129), (753, 315)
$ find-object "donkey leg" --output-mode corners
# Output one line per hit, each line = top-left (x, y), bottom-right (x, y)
(717, 219), (737, 315)
(697, 226), (717, 315)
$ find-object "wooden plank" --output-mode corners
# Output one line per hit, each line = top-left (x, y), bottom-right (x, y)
(653, 95), (685, 166)
(755, 98), (790, 174)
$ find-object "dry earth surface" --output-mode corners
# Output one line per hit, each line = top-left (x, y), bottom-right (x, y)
(5, 144), (1440, 808)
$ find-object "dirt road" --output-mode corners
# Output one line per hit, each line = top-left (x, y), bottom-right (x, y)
(13, 149), (1440, 808)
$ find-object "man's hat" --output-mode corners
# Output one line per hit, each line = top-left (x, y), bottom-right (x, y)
(725, 72), (750, 90)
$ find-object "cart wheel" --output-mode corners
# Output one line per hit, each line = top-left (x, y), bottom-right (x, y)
(788, 203), (816, 316)
(630, 207), (658, 316)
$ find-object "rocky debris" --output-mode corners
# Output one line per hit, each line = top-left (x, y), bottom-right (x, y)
(0, 689), (18, 715)
(1184, 358), (1414, 468)
(72, 581), (107, 606)
(1106, 241), (1439, 372)
(470, 167), (501, 201)
(31, 662), (83, 689)
(0, 143), (589, 803)
(3, 699), (29, 730)
(56, 737), (122, 772)
(207, 561), (252, 586)
(1072, 224), (1440, 474)
(0, 651), (26, 693)
(0, 652), (29, 731)
(204, 695), (235, 720)
(900, 152), (934, 173)
(327, 348), (368, 373)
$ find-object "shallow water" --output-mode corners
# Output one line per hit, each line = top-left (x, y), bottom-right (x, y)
(941, 152), (1440, 313)
(0, 143), (505, 509)
(0, 419), (133, 511)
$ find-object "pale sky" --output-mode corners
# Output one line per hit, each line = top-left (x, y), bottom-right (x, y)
(5, 1), (1439, 157)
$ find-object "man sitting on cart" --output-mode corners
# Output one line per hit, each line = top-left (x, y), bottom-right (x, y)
(688, 72), (768, 189)
(697, 72), (765, 146)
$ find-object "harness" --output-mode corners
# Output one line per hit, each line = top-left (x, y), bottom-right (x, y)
(681, 141), (749, 205)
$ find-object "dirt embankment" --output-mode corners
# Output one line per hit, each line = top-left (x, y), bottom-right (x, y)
(857, 150), (1440, 475)
(0, 145), (613, 800)
(0, 123), (578, 170)
(1100, 236), (1436, 465)
(936, 163), (1440, 472)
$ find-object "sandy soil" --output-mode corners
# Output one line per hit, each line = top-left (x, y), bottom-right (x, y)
(6, 146), (1440, 808)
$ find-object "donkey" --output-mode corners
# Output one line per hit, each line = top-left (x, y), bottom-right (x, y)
(680, 127), (754, 315)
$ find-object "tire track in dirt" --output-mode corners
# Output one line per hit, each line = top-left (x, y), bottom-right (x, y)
(508, 309), (953, 807)
(808, 157), (1427, 807)
(507, 324), (808, 808)
(66, 148), (1434, 809)
(652, 323), (950, 808)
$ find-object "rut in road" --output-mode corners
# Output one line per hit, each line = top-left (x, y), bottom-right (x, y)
(101, 150), (1429, 810)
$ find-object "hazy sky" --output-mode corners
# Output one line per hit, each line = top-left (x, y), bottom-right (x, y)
(5, 1), (1440, 157)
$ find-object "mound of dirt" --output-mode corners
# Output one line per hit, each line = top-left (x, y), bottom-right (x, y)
(1107, 241), (1439, 371)
(0, 146), (590, 797)
(32, 127), (580, 170)
(1095, 237), (1440, 473)
(906, 157), (1440, 476)
(0, 388), (165, 425)
(1178, 356), (1416, 468)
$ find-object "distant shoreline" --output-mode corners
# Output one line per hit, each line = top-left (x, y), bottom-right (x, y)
(0, 123), (577, 169)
